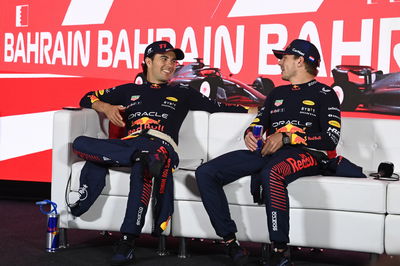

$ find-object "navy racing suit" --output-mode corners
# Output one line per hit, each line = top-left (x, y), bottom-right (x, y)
(196, 79), (341, 244)
(71, 81), (246, 236)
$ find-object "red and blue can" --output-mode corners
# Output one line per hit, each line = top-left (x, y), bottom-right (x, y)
(252, 125), (264, 150)
(46, 213), (60, 252)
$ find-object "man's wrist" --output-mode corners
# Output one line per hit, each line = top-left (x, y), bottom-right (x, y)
(282, 132), (290, 145)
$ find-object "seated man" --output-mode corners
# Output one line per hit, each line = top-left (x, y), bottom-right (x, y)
(195, 39), (341, 266)
(69, 40), (250, 266)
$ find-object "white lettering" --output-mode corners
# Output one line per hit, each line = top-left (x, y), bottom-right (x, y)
(27, 32), (39, 64)
(73, 31), (90, 67)
(39, 32), (52, 64)
(4, 33), (14, 62)
(203, 26), (212, 65)
(378, 17), (400, 73)
(52, 31), (66, 65)
(214, 25), (244, 74)
(331, 19), (373, 72)
(112, 29), (132, 68)
(156, 28), (176, 46)
(258, 24), (287, 75)
(133, 29), (154, 69)
(180, 27), (198, 62)
(14, 32), (26, 63)
(98, 30), (113, 67)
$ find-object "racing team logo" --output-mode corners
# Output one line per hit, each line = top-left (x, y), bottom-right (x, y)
(129, 117), (164, 134)
(302, 100), (315, 106)
(276, 124), (307, 145)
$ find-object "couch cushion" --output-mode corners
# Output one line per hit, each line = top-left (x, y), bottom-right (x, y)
(337, 117), (400, 172)
(173, 169), (387, 213)
(208, 112), (255, 160)
(387, 181), (400, 214)
(177, 110), (209, 161)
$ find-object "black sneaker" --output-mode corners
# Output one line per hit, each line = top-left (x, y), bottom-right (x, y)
(226, 240), (249, 266)
(110, 237), (135, 266)
(268, 248), (293, 266)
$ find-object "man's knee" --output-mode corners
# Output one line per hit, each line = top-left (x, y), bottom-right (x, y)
(195, 163), (216, 187)
(72, 136), (89, 151)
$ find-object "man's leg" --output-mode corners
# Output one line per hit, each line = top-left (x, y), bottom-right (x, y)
(195, 149), (267, 265)
(112, 139), (175, 266)
(69, 136), (142, 217)
(69, 161), (108, 216)
(259, 147), (320, 265)
(73, 136), (140, 166)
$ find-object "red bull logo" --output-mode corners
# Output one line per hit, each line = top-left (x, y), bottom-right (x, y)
(286, 153), (316, 172)
(276, 124), (307, 145)
(276, 124), (306, 134)
(130, 117), (165, 133)
(89, 94), (99, 103)
(291, 133), (307, 145)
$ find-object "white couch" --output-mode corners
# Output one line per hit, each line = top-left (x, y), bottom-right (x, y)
(51, 109), (400, 258)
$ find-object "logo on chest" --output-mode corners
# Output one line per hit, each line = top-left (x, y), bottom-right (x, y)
(274, 99), (283, 107)
(162, 96), (179, 110)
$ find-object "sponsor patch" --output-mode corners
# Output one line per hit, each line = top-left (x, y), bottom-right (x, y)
(329, 120), (341, 128)
(302, 100), (315, 106)
(274, 99), (283, 106)
(131, 95), (140, 101)
(166, 96), (178, 102)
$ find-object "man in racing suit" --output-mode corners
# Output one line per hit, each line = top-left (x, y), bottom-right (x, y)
(70, 40), (248, 266)
(195, 39), (341, 266)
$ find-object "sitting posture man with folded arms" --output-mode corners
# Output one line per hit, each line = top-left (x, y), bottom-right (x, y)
(70, 40), (248, 266)
(196, 39), (341, 266)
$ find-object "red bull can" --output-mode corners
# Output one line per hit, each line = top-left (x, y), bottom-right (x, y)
(252, 125), (264, 150)
(46, 213), (60, 252)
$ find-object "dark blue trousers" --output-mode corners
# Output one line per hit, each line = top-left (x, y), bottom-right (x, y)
(195, 146), (320, 244)
(71, 135), (178, 236)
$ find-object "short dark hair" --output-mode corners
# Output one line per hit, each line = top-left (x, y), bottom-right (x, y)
(294, 55), (319, 76)
(141, 54), (155, 77)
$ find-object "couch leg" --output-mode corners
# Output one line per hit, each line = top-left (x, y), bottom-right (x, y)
(156, 235), (169, 256)
(178, 237), (190, 258)
(259, 243), (270, 265)
(59, 228), (68, 248)
(369, 253), (379, 265)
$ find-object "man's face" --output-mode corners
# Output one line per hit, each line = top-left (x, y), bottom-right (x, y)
(146, 51), (177, 84)
(278, 54), (300, 82)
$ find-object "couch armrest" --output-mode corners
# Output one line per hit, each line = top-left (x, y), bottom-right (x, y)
(51, 108), (109, 227)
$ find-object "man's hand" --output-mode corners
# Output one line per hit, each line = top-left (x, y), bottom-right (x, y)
(261, 132), (284, 156)
(92, 101), (126, 127)
(244, 131), (259, 151)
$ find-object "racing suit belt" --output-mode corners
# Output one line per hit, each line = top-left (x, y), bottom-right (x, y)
(126, 129), (178, 152)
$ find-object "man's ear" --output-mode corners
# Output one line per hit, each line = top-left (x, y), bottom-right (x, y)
(297, 56), (305, 67)
(145, 57), (152, 67)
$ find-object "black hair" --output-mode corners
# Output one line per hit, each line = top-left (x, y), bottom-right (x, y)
(141, 54), (155, 77)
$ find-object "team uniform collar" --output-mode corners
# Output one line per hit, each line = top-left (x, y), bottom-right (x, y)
(291, 79), (317, 90)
